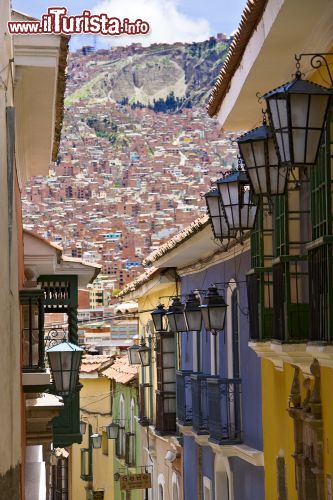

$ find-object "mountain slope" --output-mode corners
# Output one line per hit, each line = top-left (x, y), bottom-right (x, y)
(65, 37), (231, 109)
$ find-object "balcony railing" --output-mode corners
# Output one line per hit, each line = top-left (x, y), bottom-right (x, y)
(191, 374), (211, 434)
(207, 378), (242, 445)
(247, 268), (273, 341)
(272, 255), (309, 342)
(308, 238), (333, 341)
(139, 383), (151, 426)
(23, 325), (67, 373)
(155, 390), (176, 435)
(176, 370), (193, 426)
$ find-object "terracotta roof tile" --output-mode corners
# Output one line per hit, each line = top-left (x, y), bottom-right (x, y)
(207, 0), (268, 117)
(80, 355), (112, 373)
(102, 355), (139, 384)
(143, 214), (209, 266)
(117, 266), (160, 297)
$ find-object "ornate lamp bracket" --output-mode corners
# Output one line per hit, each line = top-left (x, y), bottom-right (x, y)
(295, 53), (333, 87)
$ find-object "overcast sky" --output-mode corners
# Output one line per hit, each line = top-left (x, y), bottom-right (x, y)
(12, 0), (247, 49)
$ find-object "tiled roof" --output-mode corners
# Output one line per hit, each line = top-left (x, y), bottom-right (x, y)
(207, 0), (268, 117)
(117, 266), (160, 297)
(102, 355), (139, 384)
(80, 355), (112, 373)
(143, 214), (209, 266)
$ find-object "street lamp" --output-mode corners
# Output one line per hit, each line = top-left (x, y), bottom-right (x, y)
(127, 344), (141, 365)
(166, 297), (187, 332)
(237, 122), (288, 196)
(205, 188), (237, 240)
(80, 420), (87, 435)
(91, 433), (102, 449)
(46, 340), (83, 396)
(264, 74), (332, 167)
(199, 286), (228, 332)
(184, 292), (202, 332)
(106, 422), (119, 440)
(151, 303), (167, 332)
(217, 170), (257, 231)
(138, 338), (151, 367)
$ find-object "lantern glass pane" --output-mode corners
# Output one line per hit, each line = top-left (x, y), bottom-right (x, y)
(139, 348), (151, 366)
(292, 128), (307, 163)
(175, 313), (186, 332)
(309, 95), (329, 128)
(306, 129), (322, 164)
(152, 313), (163, 332)
(184, 310), (202, 332)
(290, 94), (308, 127)
(206, 194), (221, 217)
(201, 307), (210, 331)
(239, 142), (255, 168)
(107, 423), (119, 439)
(209, 305), (227, 331)
(128, 346), (141, 365)
(167, 315), (177, 333)
(252, 140), (266, 166)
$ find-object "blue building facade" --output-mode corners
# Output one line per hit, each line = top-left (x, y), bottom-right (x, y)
(177, 245), (264, 500)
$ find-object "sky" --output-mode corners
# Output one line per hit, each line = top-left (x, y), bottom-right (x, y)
(12, 0), (247, 50)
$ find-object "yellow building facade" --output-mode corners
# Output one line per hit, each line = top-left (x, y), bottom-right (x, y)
(71, 356), (115, 500)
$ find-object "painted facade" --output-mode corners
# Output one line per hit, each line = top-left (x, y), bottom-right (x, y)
(0, 2), (69, 498)
(120, 269), (184, 500)
(208, 0), (333, 499)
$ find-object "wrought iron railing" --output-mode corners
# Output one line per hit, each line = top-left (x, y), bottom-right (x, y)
(272, 255), (309, 342)
(155, 390), (176, 434)
(139, 383), (151, 426)
(247, 268), (273, 340)
(23, 324), (67, 373)
(176, 370), (193, 426)
(191, 374), (211, 434)
(308, 239), (333, 341)
(207, 378), (242, 445)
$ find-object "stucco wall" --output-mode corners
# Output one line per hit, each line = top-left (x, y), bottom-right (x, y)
(0, 2), (22, 498)
(181, 248), (263, 451)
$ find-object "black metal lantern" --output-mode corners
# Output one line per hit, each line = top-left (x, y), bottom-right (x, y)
(184, 292), (202, 332)
(46, 341), (83, 396)
(138, 338), (151, 367)
(106, 422), (119, 440)
(199, 286), (228, 332)
(80, 420), (87, 435)
(237, 123), (288, 196)
(264, 75), (332, 167)
(151, 304), (167, 332)
(166, 297), (187, 332)
(127, 344), (141, 365)
(217, 170), (257, 231)
(205, 189), (237, 240)
(91, 433), (102, 449)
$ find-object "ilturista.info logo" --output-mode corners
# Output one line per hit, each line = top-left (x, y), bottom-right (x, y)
(8, 8), (150, 36)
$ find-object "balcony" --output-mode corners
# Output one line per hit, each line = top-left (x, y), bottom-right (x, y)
(272, 255), (309, 342)
(207, 378), (242, 445)
(308, 238), (333, 342)
(139, 383), (151, 426)
(247, 268), (273, 341)
(176, 370), (192, 426)
(155, 390), (176, 435)
(191, 374), (211, 435)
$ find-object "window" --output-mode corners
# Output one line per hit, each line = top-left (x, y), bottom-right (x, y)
(203, 476), (212, 500)
(215, 455), (232, 499)
(116, 394), (126, 458)
(158, 473), (165, 500)
(172, 472), (180, 500)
